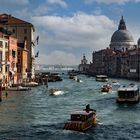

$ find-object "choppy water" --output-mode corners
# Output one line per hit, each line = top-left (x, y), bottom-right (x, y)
(0, 72), (140, 140)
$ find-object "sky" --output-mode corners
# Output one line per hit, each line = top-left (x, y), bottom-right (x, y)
(0, 0), (140, 65)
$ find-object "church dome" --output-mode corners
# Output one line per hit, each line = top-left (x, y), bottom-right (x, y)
(111, 29), (134, 43)
(110, 16), (134, 51)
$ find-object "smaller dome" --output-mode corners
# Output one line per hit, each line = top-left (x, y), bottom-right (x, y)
(138, 38), (140, 45)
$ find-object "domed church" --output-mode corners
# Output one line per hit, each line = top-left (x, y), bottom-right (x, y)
(110, 16), (135, 52)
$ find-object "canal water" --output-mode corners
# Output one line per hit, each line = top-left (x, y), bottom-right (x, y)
(0, 72), (140, 140)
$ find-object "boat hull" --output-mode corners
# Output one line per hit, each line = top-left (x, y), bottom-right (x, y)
(64, 118), (96, 131)
(116, 97), (140, 103)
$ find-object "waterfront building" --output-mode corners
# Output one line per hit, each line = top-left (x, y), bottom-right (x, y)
(91, 49), (106, 75)
(0, 28), (10, 87)
(103, 48), (117, 77)
(0, 13), (35, 80)
(17, 41), (28, 84)
(8, 34), (18, 85)
(88, 16), (140, 80)
(78, 54), (89, 73)
(128, 44), (140, 80)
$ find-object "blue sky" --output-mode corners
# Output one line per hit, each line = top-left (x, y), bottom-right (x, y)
(0, 0), (140, 65)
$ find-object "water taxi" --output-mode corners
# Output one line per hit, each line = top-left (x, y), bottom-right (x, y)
(96, 75), (108, 82)
(116, 84), (140, 103)
(101, 84), (112, 92)
(64, 105), (96, 131)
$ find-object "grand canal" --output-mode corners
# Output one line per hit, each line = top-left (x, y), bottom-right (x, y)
(0, 72), (140, 140)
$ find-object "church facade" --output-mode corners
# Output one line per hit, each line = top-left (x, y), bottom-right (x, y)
(83, 17), (140, 80)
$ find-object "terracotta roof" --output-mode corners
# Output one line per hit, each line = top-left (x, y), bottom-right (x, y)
(0, 13), (34, 28)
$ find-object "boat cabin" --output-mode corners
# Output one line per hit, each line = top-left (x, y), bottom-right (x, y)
(64, 105), (96, 131)
(117, 84), (140, 103)
(71, 111), (95, 122)
(96, 75), (108, 82)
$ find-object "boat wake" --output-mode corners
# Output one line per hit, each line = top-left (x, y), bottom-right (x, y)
(49, 89), (64, 96)
(53, 90), (64, 96)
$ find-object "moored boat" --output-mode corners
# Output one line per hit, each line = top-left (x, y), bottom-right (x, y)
(116, 84), (140, 103)
(22, 82), (39, 87)
(6, 86), (31, 91)
(64, 105), (96, 131)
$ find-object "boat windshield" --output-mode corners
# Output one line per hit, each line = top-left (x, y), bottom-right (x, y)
(118, 91), (139, 98)
(71, 113), (94, 122)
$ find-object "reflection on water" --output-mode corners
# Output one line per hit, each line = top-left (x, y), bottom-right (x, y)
(0, 73), (140, 139)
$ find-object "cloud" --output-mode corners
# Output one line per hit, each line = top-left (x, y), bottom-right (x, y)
(84, 0), (140, 4)
(93, 7), (102, 15)
(0, 0), (29, 6)
(32, 13), (115, 51)
(47, 0), (67, 8)
(35, 50), (78, 65)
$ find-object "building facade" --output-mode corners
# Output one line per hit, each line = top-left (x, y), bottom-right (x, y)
(0, 29), (10, 87)
(0, 13), (35, 80)
(17, 41), (28, 84)
(8, 36), (18, 85)
(88, 16), (140, 80)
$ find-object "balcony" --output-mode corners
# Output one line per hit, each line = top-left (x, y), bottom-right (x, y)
(0, 61), (10, 66)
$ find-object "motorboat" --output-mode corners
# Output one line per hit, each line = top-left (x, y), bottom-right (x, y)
(116, 84), (140, 103)
(112, 80), (120, 86)
(96, 75), (108, 82)
(7, 86), (31, 91)
(101, 84), (112, 92)
(64, 105), (96, 131)
(49, 88), (64, 96)
(22, 82), (39, 87)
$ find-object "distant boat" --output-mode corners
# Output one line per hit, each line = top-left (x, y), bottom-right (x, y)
(112, 80), (120, 86)
(7, 86), (31, 91)
(116, 83), (140, 103)
(101, 84), (112, 92)
(64, 105), (96, 131)
(22, 82), (39, 87)
(96, 75), (108, 82)
(49, 88), (64, 96)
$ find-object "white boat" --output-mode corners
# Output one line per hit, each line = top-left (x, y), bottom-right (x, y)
(112, 80), (120, 86)
(49, 88), (64, 96)
(116, 83), (140, 103)
(22, 82), (39, 87)
(96, 75), (108, 82)
(7, 86), (31, 91)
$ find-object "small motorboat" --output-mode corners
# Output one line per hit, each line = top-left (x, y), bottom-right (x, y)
(7, 86), (31, 91)
(22, 82), (39, 87)
(64, 104), (96, 131)
(49, 88), (64, 96)
(101, 84), (112, 92)
(112, 80), (120, 86)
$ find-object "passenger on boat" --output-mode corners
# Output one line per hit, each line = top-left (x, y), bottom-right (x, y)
(84, 104), (96, 113)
